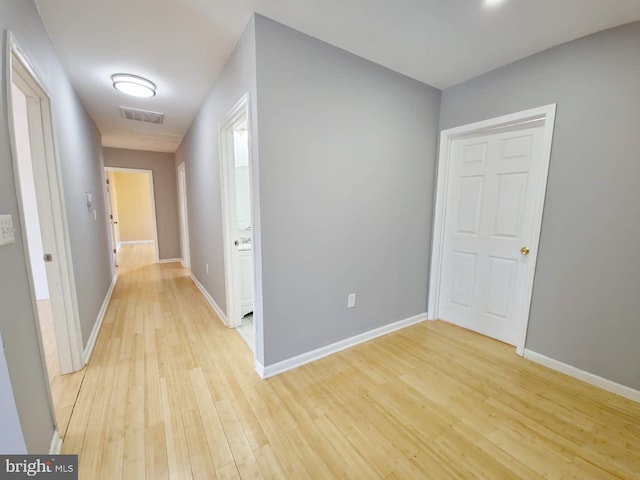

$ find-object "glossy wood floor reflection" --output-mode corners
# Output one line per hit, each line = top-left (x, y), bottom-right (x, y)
(61, 244), (640, 479)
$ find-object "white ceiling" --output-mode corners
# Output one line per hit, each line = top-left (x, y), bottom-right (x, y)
(35, 0), (640, 153)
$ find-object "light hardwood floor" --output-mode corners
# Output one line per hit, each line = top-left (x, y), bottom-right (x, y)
(61, 244), (640, 479)
(37, 299), (85, 437)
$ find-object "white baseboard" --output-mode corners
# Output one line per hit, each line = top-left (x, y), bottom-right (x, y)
(190, 273), (229, 327)
(259, 313), (427, 379)
(523, 349), (640, 403)
(120, 240), (154, 245)
(49, 430), (62, 454)
(254, 358), (265, 379)
(83, 274), (118, 365)
(157, 258), (181, 264)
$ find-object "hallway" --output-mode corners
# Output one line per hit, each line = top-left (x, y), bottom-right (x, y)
(58, 245), (640, 479)
(62, 244), (263, 478)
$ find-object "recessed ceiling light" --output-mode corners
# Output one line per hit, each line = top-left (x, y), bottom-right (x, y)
(485, 0), (506, 6)
(111, 73), (156, 98)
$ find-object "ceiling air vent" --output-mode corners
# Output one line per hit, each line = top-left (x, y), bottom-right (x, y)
(119, 106), (164, 125)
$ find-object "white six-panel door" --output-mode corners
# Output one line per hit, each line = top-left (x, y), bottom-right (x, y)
(438, 125), (546, 345)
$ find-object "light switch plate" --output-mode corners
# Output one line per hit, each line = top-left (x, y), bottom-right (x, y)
(347, 293), (356, 309)
(0, 215), (16, 246)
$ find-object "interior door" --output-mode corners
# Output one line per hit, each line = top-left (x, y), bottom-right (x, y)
(438, 125), (545, 345)
(231, 128), (254, 322)
(105, 171), (120, 268)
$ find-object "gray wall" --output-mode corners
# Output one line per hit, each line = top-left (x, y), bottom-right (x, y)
(0, 331), (27, 453)
(55, 91), (112, 348)
(440, 21), (640, 389)
(174, 17), (262, 359)
(254, 16), (441, 365)
(104, 148), (181, 260)
(0, 0), (112, 451)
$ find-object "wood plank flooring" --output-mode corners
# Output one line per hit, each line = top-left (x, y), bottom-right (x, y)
(37, 299), (85, 437)
(61, 244), (640, 479)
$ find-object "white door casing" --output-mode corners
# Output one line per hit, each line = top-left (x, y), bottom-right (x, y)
(177, 163), (190, 270)
(219, 94), (255, 336)
(105, 171), (120, 268)
(429, 105), (556, 355)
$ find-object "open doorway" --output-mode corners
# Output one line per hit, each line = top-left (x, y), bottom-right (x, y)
(177, 162), (190, 270)
(104, 167), (159, 269)
(7, 36), (85, 441)
(220, 95), (255, 351)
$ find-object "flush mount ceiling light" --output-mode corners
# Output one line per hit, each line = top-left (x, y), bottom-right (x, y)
(111, 73), (156, 98)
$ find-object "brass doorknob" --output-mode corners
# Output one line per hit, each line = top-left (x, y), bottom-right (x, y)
(520, 246), (530, 255)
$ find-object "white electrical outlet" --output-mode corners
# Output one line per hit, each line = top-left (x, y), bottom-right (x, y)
(0, 215), (16, 247)
(347, 293), (356, 309)
(205, 264), (209, 274)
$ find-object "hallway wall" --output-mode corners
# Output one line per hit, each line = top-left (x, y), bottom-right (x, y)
(104, 148), (181, 260)
(0, 331), (27, 453)
(175, 17), (262, 359)
(0, 0), (112, 452)
(176, 14), (440, 368)
(254, 16), (441, 366)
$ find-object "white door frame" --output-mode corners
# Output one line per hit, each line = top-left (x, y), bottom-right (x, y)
(177, 162), (191, 270)
(219, 94), (254, 331)
(6, 32), (84, 376)
(104, 171), (119, 271)
(428, 104), (557, 355)
(103, 167), (160, 263)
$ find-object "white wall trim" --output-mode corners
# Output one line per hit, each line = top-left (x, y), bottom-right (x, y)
(83, 274), (117, 365)
(48, 430), (62, 454)
(101, 163), (116, 278)
(177, 162), (191, 270)
(258, 313), (427, 379)
(158, 258), (182, 264)
(254, 358), (265, 379)
(190, 273), (228, 327)
(428, 104), (557, 356)
(524, 349), (640, 403)
(119, 240), (154, 245)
